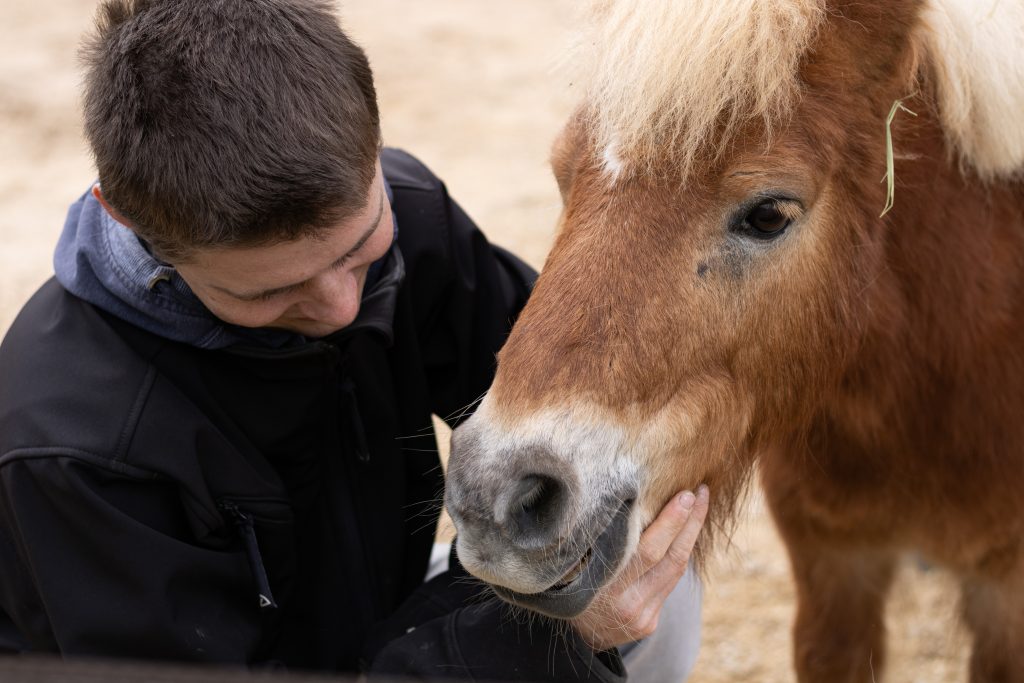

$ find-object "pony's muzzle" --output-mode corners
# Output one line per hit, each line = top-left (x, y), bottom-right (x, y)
(446, 407), (641, 607)
(446, 427), (592, 593)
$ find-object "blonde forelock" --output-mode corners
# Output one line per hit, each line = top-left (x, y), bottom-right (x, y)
(568, 0), (827, 178)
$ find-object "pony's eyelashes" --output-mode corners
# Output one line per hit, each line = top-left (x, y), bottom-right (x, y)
(729, 195), (804, 241)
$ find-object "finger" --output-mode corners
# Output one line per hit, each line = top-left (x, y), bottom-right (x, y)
(633, 488), (698, 572)
(641, 484), (710, 596)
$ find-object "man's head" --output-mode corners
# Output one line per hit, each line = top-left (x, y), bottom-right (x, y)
(82, 0), (389, 336)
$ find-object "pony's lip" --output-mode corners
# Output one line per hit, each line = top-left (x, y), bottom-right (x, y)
(550, 547), (594, 589)
(492, 497), (634, 618)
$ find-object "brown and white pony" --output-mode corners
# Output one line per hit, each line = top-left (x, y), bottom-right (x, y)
(445, 0), (1024, 680)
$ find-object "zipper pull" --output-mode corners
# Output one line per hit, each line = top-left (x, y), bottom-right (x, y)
(219, 501), (278, 610)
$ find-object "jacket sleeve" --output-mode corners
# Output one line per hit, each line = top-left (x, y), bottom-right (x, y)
(0, 453), (262, 662)
(370, 601), (627, 683)
(366, 554), (626, 682)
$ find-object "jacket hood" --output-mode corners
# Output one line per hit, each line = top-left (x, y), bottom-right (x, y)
(53, 187), (403, 350)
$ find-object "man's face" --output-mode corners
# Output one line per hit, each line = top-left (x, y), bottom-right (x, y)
(175, 163), (394, 338)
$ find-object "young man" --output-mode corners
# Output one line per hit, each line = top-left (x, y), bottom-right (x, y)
(0, 1), (707, 679)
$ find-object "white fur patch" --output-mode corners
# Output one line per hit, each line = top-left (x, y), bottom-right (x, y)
(600, 139), (625, 182)
(917, 0), (1024, 178)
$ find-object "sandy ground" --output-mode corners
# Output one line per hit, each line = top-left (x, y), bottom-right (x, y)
(0, 1), (970, 681)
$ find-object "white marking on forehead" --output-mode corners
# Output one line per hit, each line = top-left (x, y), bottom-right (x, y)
(600, 140), (625, 183)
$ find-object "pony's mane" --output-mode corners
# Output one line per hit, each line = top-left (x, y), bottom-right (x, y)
(568, 0), (827, 178)
(916, 0), (1024, 179)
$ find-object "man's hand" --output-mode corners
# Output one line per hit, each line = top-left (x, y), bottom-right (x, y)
(570, 485), (710, 651)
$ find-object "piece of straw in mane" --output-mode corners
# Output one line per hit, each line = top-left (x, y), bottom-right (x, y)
(916, 0), (1024, 179)
(569, 0), (826, 178)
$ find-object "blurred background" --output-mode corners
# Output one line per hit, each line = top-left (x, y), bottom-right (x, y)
(0, 1), (969, 681)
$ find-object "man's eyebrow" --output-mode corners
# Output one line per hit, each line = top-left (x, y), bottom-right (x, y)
(221, 190), (386, 302)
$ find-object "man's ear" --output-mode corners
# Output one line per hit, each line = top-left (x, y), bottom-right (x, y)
(91, 184), (137, 231)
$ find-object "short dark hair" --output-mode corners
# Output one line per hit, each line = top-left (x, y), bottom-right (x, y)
(81, 0), (381, 261)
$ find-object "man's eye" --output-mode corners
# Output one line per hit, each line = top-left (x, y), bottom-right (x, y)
(249, 290), (283, 303)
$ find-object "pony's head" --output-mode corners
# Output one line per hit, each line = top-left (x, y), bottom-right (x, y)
(446, 0), (1024, 618)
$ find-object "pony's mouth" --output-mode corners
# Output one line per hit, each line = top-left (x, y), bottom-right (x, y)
(491, 497), (634, 618)
(550, 547), (593, 589)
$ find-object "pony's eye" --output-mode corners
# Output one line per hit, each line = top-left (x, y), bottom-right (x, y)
(745, 201), (790, 235)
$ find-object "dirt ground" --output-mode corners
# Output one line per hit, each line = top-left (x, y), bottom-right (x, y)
(0, 1), (970, 681)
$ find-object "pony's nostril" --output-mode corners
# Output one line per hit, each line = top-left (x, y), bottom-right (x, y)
(509, 474), (564, 539)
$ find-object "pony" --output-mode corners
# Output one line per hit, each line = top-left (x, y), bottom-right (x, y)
(444, 0), (1024, 680)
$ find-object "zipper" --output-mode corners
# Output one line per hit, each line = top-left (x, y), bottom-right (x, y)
(218, 500), (279, 610)
(341, 379), (371, 463)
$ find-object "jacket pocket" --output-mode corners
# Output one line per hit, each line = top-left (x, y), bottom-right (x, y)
(217, 498), (294, 612)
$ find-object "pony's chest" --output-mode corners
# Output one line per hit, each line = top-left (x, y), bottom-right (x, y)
(761, 435), (1024, 573)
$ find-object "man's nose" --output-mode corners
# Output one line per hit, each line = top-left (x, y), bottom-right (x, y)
(298, 271), (360, 327)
